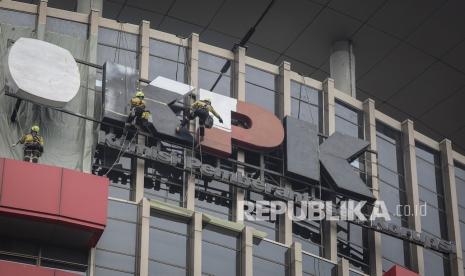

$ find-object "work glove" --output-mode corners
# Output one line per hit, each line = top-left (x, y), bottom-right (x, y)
(219, 118), (224, 124)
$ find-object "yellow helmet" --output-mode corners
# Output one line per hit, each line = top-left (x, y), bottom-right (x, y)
(136, 91), (144, 98)
(203, 98), (211, 104)
(31, 125), (40, 132)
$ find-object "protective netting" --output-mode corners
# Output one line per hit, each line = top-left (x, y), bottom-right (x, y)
(0, 22), (96, 171)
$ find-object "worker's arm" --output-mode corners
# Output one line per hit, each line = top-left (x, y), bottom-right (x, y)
(39, 136), (45, 146)
(19, 135), (26, 144)
(208, 106), (223, 123)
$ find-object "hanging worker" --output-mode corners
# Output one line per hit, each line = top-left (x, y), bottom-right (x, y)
(12, 125), (44, 163)
(126, 90), (151, 128)
(176, 98), (223, 137)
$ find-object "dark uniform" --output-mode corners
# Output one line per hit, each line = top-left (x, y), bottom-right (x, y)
(19, 132), (44, 163)
(178, 99), (223, 136)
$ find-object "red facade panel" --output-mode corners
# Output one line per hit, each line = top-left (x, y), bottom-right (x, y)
(60, 168), (108, 226)
(0, 158), (109, 248)
(384, 265), (419, 276)
(0, 159), (61, 215)
(0, 260), (80, 276)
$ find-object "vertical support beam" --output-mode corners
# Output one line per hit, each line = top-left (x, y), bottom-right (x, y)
(190, 212), (202, 276)
(289, 242), (302, 276)
(233, 150), (245, 222)
(81, 8), (100, 173)
(322, 78), (337, 262)
(184, 33), (199, 211)
(139, 20), (150, 80)
(241, 226), (253, 276)
(138, 198), (150, 276)
(36, 0), (47, 40)
(134, 21), (149, 203)
(278, 60), (292, 246)
(401, 119), (424, 275)
(363, 99), (383, 276)
(88, 247), (96, 276)
(337, 258), (350, 276)
(233, 46), (246, 222)
(234, 46), (246, 100)
(278, 61), (291, 120)
(439, 139), (464, 276)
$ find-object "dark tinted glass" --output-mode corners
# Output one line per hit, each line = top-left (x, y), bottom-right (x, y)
(302, 253), (336, 276)
(245, 65), (277, 114)
(46, 17), (87, 38)
(202, 226), (238, 276)
(0, 9), (36, 27)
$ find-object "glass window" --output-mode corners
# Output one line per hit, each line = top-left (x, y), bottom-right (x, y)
(0, 237), (88, 274)
(302, 252), (336, 276)
(199, 51), (232, 96)
(97, 27), (138, 69)
(46, 17), (87, 38)
(149, 39), (186, 83)
(0, 9), (36, 28)
(245, 66), (277, 114)
(253, 239), (288, 276)
(202, 225), (239, 276)
(335, 102), (368, 274)
(195, 154), (235, 220)
(144, 142), (184, 206)
(376, 122), (410, 271)
(95, 200), (138, 275)
(92, 145), (134, 201)
(290, 81), (321, 131)
(456, 163), (465, 273)
(415, 144), (449, 276)
(149, 213), (188, 275)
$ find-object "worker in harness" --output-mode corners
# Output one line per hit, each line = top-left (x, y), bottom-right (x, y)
(176, 98), (223, 137)
(126, 90), (151, 128)
(12, 125), (44, 163)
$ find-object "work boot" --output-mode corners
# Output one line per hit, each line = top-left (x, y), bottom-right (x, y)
(24, 156), (30, 162)
(32, 157), (38, 163)
(176, 126), (181, 133)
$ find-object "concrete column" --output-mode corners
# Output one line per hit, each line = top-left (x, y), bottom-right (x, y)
(184, 33), (199, 211)
(36, 0), (47, 40)
(363, 99), (383, 276)
(233, 46), (246, 222)
(190, 212), (202, 276)
(233, 150), (245, 222)
(134, 22), (149, 203)
(337, 258), (350, 276)
(439, 139), (464, 276)
(322, 78), (337, 262)
(138, 198), (150, 276)
(330, 41), (356, 98)
(401, 120), (424, 275)
(88, 247), (96, 276)
(290, 242), (303, 276)
(77, 0), (103, 14)
(241, 226), (253, 276)
(139, 20), (150, 81)
(234, 46), (246, 100)
(277, 60), (292, 246)
(81, 8), (99, 173)
(278, 61), (291, 120)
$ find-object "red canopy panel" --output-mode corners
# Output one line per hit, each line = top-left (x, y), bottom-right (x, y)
(0, 158), (109, 248)
(0, 260), (80, 276)
(384, 265), (419, 276)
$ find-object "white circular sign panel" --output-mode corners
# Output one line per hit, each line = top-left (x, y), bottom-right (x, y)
(6, 38), (80, 108)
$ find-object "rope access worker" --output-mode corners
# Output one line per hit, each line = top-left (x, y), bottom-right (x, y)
(12, 125), (44, 163)
(176, 98), (223, 137)
(126, 90), (151, 128)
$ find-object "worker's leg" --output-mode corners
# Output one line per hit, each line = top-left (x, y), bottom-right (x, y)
(23, 149), (31, 162)
(32, 151), (39, 163)
(176, 110), (195, 132)
(197, 109), (209, 137)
